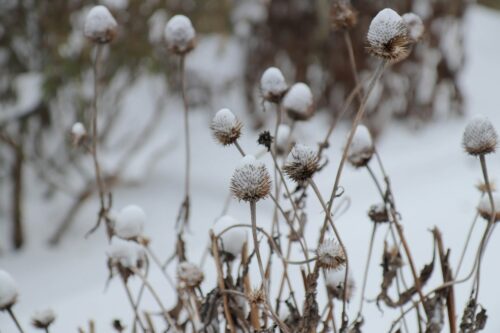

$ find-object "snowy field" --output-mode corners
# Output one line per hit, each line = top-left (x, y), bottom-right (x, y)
(2, 4), (500, 332)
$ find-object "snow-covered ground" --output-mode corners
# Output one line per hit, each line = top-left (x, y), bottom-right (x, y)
(2, 5), (500, 332)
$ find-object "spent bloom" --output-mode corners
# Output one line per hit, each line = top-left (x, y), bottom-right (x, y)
(276, 124), (292, 155)
(230, 155), (271, 202)
(260, 67), (288, 103)
(164, 15), (196, 55)
(283, 83), (314, 121)
(0, 270), (18, 310)
(212, 215), (247, 259)
(325, 267), (355, 301)
(462, 117), (498, 156)
(31, 308), (56, 330)
(211, 108), (242, 146)
(330, 0), (357, 31)
(368, 203), (389, 223)
(402, 13), (424, 42)
(107, 237), (146, 281)
(113, 205), (146, 240)
(477, 194), (500, 222)
(317, 239), (346, 270)
(84, 5), (117, 44)
(347, 124), (374, 168)
(367, 8), (410, 62)
(283, 143), (319, 182)
(177, 262), (204, 288)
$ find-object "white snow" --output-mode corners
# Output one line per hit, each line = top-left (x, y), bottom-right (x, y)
(402, 12), (424, 42)
(462, 116), (498, 155)
(212, 215), (247, 257)
(106, 237), (145, 269)
(286, 143), (316, 165)
(282, 82), (313, 117)
(477, 194), (500, 219)
(84, 6), (117, 42)
(0, 270), (18, 309)
(347, 125), (374, 165)
(164, 15), (195, 52)
(113, 205), (146, 239)
(276, 124), (292, 152)
(367, 8), (406, 46)
(31, 308), (56, 327)
(71, 122), (86, 138)
(317, 239), (345, 270)
(211, 108), (239, 135)
(260, 67), (287, 98)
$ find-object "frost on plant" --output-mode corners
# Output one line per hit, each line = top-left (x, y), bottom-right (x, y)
(84, 5), (117, 44)
(164, 15), (196, 55)
(347, 124), (374, 168)
(210, 108), (242, 146)
(463, 116), (498, 156)
(260, 67), (288, 103)
(230, 155), (271, 202)
(113, 204), (146, 240)
(283, 143), (319, 182)
(282, 82), (314, 121)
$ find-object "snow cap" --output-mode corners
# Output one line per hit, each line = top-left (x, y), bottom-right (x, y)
(84, 5), (117, 44)
(177, 262), (204, 288)
(402, 13), (424, 42)
(317, 239), (346, 270)
(276, 124), (292, 155)
(212, 215), (247, 258)
(107, 237), (146, 270)
(230, 155), (271, 202)
(211, 108), (242, 146)
(31, 308), (56, 329)
(463, 116), (498, 156)
(164, 15), (196, 55)
(114, 205), (146, 239)
(325, 267), (355, 301)
(477, 194), (500, 222)
(347, 124), (374, 168)
(283, 83), (314, 121)
(0, 270), (18, 310)
(283, 143), (319, 182)
(260, 67), (288, 103)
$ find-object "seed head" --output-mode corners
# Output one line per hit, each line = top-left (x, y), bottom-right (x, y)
(283, 83), (314, 121)
(31, 308), (56, 330)
(463, 117), (498, 156)
(211, 108), (242, 146)
(402, 13), (424, 42)
(84, 6), (117, 44)
(71, 122), (87, 146)
(477, 194), (500, 222)
(212, 215), (247, 260)
(0, 270), (18, 310)
(230, 155), (271, 202)
(247, 287), (266, 305)
(261, 67), (288, 103)
(476, 180), (496, 194)
(283, 144), (319, 182)
(107, 237), (146, 281)
(276, 124), (292, 155)
(325, 267), (355, 301)
(330, 0), (358, 31)
(177, 262), (204, 288)
(317, 239), (346, 270)
(164, 15), (196, 55)
(257, 130), (274, 152)
(368, 203), (389, 223)
(114, 205), (146, 240)
(367, 8), (410, 63)
(347, 125), (374, 168)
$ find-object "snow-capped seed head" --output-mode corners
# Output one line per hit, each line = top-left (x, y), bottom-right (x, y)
(164, 15), (196, 55)
(347, 125), (374, 168)
(462, 117), (498, 156)
(317, 239), (346, 270)
(107, 237), (146, 280)
(31, 308), (56, 329)
(402, 13), (424, 42)
(177, 262), (204, 288)
(368, 203), (389, 223)
(113, 205), (146, 240)
(84, 6), (117, 44)
(247, 287), (266, 305)
(0, 270), (18, 310)
(212, 215), (247, 259)
(276, 124), (292, 156)
(476, 180), (496, 194)
(260, 67), (288, 103)
(477, 194), (500, 222)
(211, 108), (242, 146)
(283, 83), (314, 121)
(283, 144), (319, 182)
(71, 122), (87, 146)
(367, 8), (410, 63)
(230, 155), (271, 202)
(330, 0), (358, 31)
(325, 267), (355, 301)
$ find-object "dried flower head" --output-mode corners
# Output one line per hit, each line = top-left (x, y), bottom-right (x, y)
(317, 239), (346, 270)
(276, 124), (292, 155)
(330, 0), (358, 31)
(402, 13), (424, 42)
(211, 108), (242, 146)
(367, 8), (410, 63)
(368, 203), (389, 223)
(260, 67), (288, 103)
(230, 155), (271, 202)
(0, 270), (18, 310)
(257, 130), (274, 152)
(31, 308), (56, 329)
(177, 262), (204, 288)
(283, 144), (319, 182)
(476, 180), (496, 194)
(114, 205), (146, 240)
(84, 6), (117, 44)
(164, 15), (196, 55)
(107, 237), (146, 281)
(212, 215), (247, 260)
(477, 194), (500, 222)
(325, 267), (355, 301)
(71, 122), (87, 146)
(347, 124), (374, 168)
(463, 117), (498, 156)
(247, 287), (266, 305)
(282, 83), (314, 121)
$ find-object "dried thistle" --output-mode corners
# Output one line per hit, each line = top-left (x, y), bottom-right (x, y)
(258, 130), (274, 152)
(260, 67), (288, 103)
(477, 194), (500, 222)
(330, 0), (358, 31)
(463, 117), (498, 156)
(282, 82), (315, 121)
(84, 6), (118, 44)
(164, 15), (196, 55)
(247, 287), (266, 306)
(317, 239), (346, 270)
(177, 262), (204, 288)
(325, 267), (355, 301)
(368, 203), (389, 223)
(211, 108), (242, 146)
(107, 237), (146, 282)
(230, 155), (271, 202)
(347, 124), (374, 168)
(31, 308), (56, 330)
(283, 144), (319, 182)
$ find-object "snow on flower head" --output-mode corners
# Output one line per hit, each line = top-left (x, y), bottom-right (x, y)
(164, 15), (196, 55)
(230, 155), (271, 202)
(283, 83), (314, 121)
(325, 267), (355, 301)
(113, 205), (146, 239)
(0, 270), (18, 310)
(462, 117), (498, 156)
(276, 124), (292, 155)
(177, 262), (204, 288)
(477, 194), (500, 222)
(317, 239), (346, 270)
(283, 143), (319, 182)
(107, 237), (146, 274)
(211, 108), (242, 146)
(347, 124), (374, 168)
(31, 308), (56, 329)
(260, 67), (288, 103)
(402, 13), (424, 42)
(84, 5), (117, 44)
(71, 122), (87, 146)
(212, 215), (247, 259)
(368, 203), (389, 223)
(367, 8), (410, 63)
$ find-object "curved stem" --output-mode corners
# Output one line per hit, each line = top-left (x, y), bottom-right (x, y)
(7, 307), (25, 333)
(121, 275), (147, 332)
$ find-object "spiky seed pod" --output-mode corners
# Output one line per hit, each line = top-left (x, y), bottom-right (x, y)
(84, 6), (117, 44)
(276, 124), (292, 156)
(463, 117), (498, 156)
(257, 130), (274, 152)
(330, 0), (358, 31)
(477, 194), (500, 222)
(317, 239), (346, 270)
(366, 8), (410, 63)
(325, 267), (355, 301)
(177, 262), (204, 288)
(260, 67), (288, 103)
(210, 108), (242, 146)
(283, 144), (319, 182)
(282, 83), (314, 121)
(107, 237), (146, 282)
(164, 15), (196, 55)
(368, 203), (389, 223)
(347, 124), (374, 168)
(0, 270), (18, 310)
(31, 309), (56, 330)
(230, 155), (271, 202)
(212, 215), (247, 260)
(247, 287), (266, 305)
(114, 205), (146, 240)
(402, 13), (424, 43)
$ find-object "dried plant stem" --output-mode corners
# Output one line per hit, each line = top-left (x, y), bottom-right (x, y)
(356, 223), (377, 317)
(234, 140), (245, 157)
(146, 246), (176, 291)
(7, 308), (25, 333)
(121, 276), (147, 333)
(343, 30), (363, 104)
(455, 205), (481, 276)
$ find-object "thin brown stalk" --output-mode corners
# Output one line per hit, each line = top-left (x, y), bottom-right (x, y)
(178, 55), (191, 231)
(7, 307), (25, 333)
(120, 275), (147, 333)
(343, 30), (363, 104)
(356, 223), (377, 317)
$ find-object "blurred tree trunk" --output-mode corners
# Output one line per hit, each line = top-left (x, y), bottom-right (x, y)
(11, 138), (24, 249)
